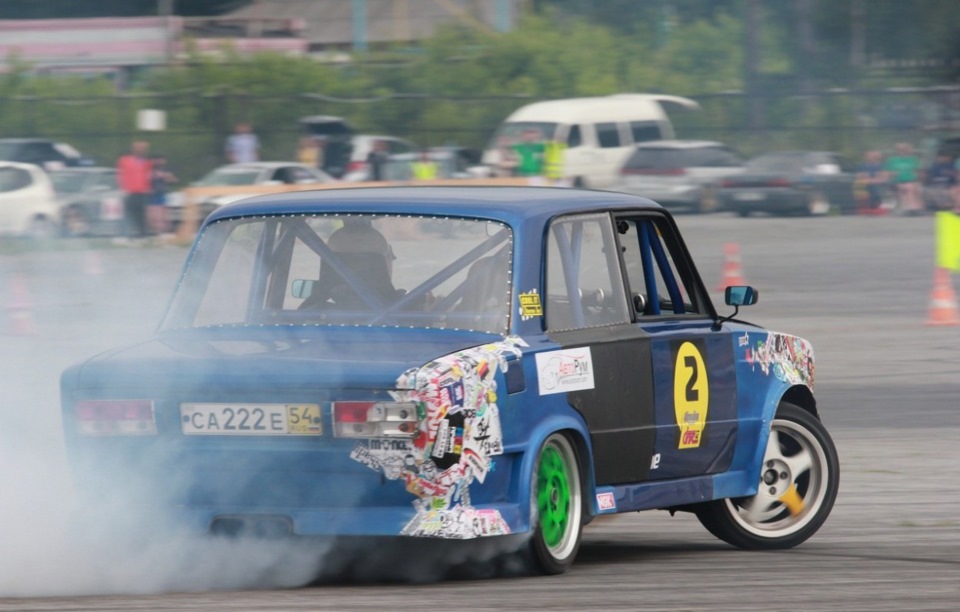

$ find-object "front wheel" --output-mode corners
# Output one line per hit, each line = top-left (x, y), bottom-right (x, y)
(528, 433), (583, 574)
(695, 402), (839, 550)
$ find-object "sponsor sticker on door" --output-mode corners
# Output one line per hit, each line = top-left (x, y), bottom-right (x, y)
(535, 347), (595, 395)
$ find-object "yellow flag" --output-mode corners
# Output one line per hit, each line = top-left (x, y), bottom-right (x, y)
(936, 211), (960, 271)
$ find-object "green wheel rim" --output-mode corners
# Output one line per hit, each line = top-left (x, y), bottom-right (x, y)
(537, 444), (572, 550)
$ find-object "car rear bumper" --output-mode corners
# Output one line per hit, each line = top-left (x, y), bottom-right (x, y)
(720, 188), (808, 213)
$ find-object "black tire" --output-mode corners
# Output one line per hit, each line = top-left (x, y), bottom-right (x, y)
(695, 402), (839, 550)
(26, 215), (57, 240)
(527, 432), (584, 574)
(698, 186), (718, 214)
(62, 205), (91, 238)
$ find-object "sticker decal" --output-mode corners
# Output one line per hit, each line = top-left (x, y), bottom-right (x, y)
(535, 347), (595, 395)
(744, 332), (815, 387)
(519, 289), (543, 320)
(674, 341), (709, 449)
(596, 492), (617, 511)
(349, 337), (527, 539)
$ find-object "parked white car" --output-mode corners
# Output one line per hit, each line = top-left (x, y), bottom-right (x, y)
(0, 161), (59, 237)
(612, 140), (745, 213)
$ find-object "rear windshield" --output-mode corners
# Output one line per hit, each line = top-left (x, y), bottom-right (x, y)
(624, 146), (742, 169)
(746, 152), (838, 172)
(50, 171), (88, 194)
(489, 122), (558, 148)
(163, 214), (514, 335)
(195, 168), (262, 186)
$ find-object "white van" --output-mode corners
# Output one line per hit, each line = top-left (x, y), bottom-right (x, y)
(482, 94), (700, 188)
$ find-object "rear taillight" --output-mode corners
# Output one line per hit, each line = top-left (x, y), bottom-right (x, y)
(332, 401), (419, 438)
(75, 400), (157, 436)
(768, 178), (792, 187)
(346, 161), (367, 173)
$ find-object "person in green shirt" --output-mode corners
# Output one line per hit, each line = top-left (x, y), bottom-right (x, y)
(513, 129), (546, 177)
(884, 143), (923, 214)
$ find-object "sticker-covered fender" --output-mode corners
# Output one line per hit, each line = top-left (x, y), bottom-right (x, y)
(347, 336), (527, 539)
(724, 329), (816, 495)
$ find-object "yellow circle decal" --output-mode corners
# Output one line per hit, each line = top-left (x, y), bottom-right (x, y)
(674, 341), (709, 449)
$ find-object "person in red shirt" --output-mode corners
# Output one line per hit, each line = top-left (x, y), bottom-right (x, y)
(116, 140), (153, 237)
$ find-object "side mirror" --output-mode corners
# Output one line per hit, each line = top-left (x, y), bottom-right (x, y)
(291, 279), (315, 299)
(724, 285), (758, 307)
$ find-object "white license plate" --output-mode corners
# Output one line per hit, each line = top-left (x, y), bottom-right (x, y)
(180, 403), (322, 436)
(733, 191), (764, 201)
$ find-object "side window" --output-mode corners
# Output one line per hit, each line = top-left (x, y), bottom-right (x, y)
(0, 167), (32, 192)
(21, 143), (52, 165)
(629, 121), (663, 144)
(617, 216), (705, 317)
(546, 213), (630, 331)
(566, 124), (583, 148)
(595, 123), (622, 149)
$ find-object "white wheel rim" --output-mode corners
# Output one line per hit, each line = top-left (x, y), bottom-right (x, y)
(724, 417), (831, 538)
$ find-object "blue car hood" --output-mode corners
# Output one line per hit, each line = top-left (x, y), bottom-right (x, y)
(65, 326), (500, 394)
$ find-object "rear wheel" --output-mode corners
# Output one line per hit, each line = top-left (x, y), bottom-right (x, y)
(62, 205), (91, 237)
(698, 186), (718, 213)
(26, 215), (57, 240)
(528, 433), (583, 574)
(695, 402), (838, 550)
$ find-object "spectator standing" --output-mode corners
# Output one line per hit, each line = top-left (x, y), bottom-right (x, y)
(513, 128), (546, 178)
(411, 149), (439, 181)
(366, 139), (390, 181)
(225, 122), (260, 164)
(297, 136), (321, 168)
(116, 140), (153, 238)
(492, 136), (518, 177)
(543, 138), (568, 185)
(884, 143), (923, 214)
(924, 152), (958, 211)
(149, 154), (177, 236)
(854, 150), (888, 213)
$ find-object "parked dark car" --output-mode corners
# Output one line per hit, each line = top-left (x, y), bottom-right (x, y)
(613, 140), (745, 213)
(0, 138), (93, 170)
(717, 151), (857, 216)
(49, 167), (126, 237)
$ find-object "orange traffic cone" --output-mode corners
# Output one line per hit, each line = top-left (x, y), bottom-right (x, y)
(716, 242), (747, 291)
(925, 267), (960, 326)
(6, 273), (36, 336)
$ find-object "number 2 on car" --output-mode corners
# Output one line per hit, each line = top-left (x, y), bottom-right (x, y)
(180, 403), (322, 436)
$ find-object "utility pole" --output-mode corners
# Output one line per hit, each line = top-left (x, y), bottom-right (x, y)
(743, 0), (764, 130)
(352, 0), (368, 52)
(850, 0), (866, 67)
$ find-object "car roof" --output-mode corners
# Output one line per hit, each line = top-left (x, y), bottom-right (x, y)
(633, 139), (729, 150)
(0, 138), (59, 144)
(215, 162), (314, 170)
(210, 186), (663, 227)
(0, 160), (44, 171)
(48, 166), (114, 173)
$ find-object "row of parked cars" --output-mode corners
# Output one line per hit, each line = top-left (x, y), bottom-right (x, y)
(0, 127), (860, 239)
(612, 141), (857, 216)
(0, 133), (487, 238)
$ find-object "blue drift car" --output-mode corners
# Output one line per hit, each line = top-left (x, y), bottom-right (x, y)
(61, 186), (839, 575)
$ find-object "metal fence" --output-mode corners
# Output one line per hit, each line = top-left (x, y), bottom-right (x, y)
(2, 86), (959, 180)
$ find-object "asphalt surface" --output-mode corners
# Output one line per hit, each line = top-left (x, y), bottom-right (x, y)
(1, 211), (958, 610)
